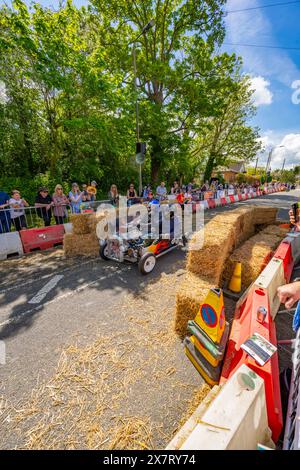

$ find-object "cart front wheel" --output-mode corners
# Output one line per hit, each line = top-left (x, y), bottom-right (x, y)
(99, 242), (109, 260)
(138, 253), (156, 275)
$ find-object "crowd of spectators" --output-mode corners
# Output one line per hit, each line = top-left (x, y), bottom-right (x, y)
(0, 179), (294, 234)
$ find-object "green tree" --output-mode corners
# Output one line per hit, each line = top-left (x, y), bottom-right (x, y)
(191, 76), (261, 182)
(90, 0), (227, 181)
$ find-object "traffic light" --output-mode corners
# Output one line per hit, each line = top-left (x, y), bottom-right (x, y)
(136, 142), (146, 164)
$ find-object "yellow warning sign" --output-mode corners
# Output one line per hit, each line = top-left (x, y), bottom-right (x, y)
(194, 288), (225, 344)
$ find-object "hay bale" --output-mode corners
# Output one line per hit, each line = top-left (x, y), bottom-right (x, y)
(259, 224), (289, 238)
(64, 233), (99, 257)
(87, 213), (107, 234)
(223, 232), (281, 289)
(70, 213), (92, 235)
(251, 206), (278, 225)
(175, 274), (212, 338)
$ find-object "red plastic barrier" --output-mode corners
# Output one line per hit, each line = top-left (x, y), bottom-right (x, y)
(229, 195), (235, 203)
(20, 225), (65, 253)
(273, 239), (293, 282)
(220, 197), (227, 206)
(220, 285), (282, 442)
(207, 199), (216, 209)
(238, 194), (243, 201)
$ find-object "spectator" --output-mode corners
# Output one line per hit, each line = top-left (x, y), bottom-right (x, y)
(52, 185), (69, 225)
(9, 190), (29, 231)
(87, 181), (97, 201)
(200, 182), (208, 192)
(82, 184), (91, 201)
(35, 187), (53, 226)
(0, 188), (11, 234)
(156, 181), (167, 200)
(171, 181), (180, 195)
(176, 188), (185, 205)
(68, 183), (83, 214)
(108, 184), (119, 206)
(127, 184), (137, 199)
(143, 184), (152, 199)
(184, 187), (193, 202)
(80, 193), (93, 212)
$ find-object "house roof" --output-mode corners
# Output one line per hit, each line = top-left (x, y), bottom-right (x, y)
(214, 161), (246, 174)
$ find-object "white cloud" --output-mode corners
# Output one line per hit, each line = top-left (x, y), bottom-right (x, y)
(291, 80), (300, 105)
(257, 131), (300, 168)
(225, 0), (300, 86)
(249, 76), (273, 106)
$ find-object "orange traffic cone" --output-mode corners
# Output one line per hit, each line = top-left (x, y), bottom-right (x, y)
(229, 262), (242, 293)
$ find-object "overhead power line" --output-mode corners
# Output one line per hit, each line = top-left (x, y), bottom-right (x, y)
(226, 0), (300, 14)
(224, 42), (300, 51)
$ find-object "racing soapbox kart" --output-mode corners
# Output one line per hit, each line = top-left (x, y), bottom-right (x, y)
(99, 207), (186, 274)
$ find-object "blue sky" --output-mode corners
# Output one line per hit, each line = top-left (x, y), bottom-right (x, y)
(1, 0), (300, 168)
(224, 0), (300, 168)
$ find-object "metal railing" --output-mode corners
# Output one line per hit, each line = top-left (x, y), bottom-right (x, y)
(0, 184), (282, 234)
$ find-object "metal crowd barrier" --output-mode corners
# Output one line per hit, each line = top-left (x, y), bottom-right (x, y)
(0, 185), (281, 234)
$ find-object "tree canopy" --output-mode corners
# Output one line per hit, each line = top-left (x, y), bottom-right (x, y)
(0, 0), (261, 199)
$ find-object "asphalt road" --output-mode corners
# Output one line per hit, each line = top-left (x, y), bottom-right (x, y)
(0, 189), (299, 449)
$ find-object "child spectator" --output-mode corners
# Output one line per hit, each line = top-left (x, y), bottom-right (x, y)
(9, 190), (29, 231)
(87, 181), (97, 201)
(52, 185), (69, 225)
(35, 187), (53, 226)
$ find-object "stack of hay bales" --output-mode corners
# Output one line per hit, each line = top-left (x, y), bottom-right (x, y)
(222, 230), (286, 289)
(175, 205), (278, 337)
(64, 213), (105, 257)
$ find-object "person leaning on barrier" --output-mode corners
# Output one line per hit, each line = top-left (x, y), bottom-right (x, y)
(35, 187), (53, 226)
(0, 188), (11, 234)
(156, 181), (167, 200)
(68, 183), (83, 214)
(108, 184), (119, 206)
(52, 185), (69, 225)
(9, 190), (29, 231)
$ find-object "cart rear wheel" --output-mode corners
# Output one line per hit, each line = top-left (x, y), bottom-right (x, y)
(99, 242), (109, 260)
(138, 253), (156, 275)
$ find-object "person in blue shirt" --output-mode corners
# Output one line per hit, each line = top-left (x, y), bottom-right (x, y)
(0, 190), (11, 233)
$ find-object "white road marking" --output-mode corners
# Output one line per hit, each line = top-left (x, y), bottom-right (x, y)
(0, 266), (131, 329)
(28, 275), (65, 304)
(0, 259), (97, 294)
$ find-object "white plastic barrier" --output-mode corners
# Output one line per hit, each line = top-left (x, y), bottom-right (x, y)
(254, 258), (285, 319)
(63, 222), (73, 234)
(0, 232), (24, 260)
(166, 386), (220, 450)
(180, 364), (274, 450)
(214, 199), (222, 207)
(234, 195), (239, 202)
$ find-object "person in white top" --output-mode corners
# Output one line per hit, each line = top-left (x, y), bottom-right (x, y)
(9, 190), (29, 231)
